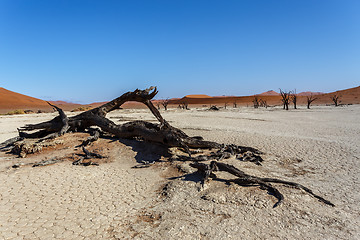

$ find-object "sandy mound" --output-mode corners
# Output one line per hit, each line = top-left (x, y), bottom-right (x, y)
(258, 90), (280, 96)
(297, 91), (324, 96)
(1, 85), (359, 114)
(184, 94), (213, 98)
(0, 87), (52, 114)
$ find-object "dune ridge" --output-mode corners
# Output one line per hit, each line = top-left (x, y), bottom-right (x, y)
(1, 86), (359, 113)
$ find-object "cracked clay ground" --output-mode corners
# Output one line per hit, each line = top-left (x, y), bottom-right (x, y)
(0, 105), (360, 239)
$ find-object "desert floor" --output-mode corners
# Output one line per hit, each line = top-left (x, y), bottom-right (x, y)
(0, 105), (359, 240)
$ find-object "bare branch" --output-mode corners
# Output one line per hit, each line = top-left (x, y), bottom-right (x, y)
(279, 89), (290, 110)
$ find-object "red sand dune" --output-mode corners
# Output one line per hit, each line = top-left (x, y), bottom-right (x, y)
(258, 90), (280, 96)
(310, 86), (360, 105)
(297, 91), (324, 96)
(184, 94), (212, 98)
(48, 101), (84, 111)
(258, 90), (324, 96)
(0, 88), (87, 113)
(1, 86), (359, 113)
(170, 86), (360, 107)
(81, 86), (360, 109)
(0, 87), (52, 114)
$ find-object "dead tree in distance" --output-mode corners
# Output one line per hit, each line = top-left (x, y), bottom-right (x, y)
(279, 89), (290, 110)
(233, 101), (237, 108)
(290, 90), (297, 109)
(306, 95), (318, 109)
(161, 98), (170, 111)
(180, 101), (189, 110)
(331, 94), (341, 107)
(0, 87), (334, 208)
(253, 96), (259, 108)
(259, 99), (268, 108)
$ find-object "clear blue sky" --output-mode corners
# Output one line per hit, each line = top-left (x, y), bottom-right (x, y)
(0, 0), (359, 103)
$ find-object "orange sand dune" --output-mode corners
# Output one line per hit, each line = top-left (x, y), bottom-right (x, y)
(87, 86), (360, 109)
(297, 91), (324, 96)
(170, 86), (360, 107)
(258, 90), (280, 96)
(308, 86), (360, 105)
(0, 87), (52, 114)
(184, 94), (212, 98)
(48, 101), (84, 111)
(1, 86), (359, 113)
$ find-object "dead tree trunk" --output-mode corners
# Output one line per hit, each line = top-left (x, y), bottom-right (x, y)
(17, 87), (217, 150)
(291, 90), (297, 109)
(331, 94), (341, 107)
(253, 96), (259, 108)
(259, 99), (267, 108)
(161, 98), (169, 111)
(307, 95), (317, 109)
(280, 89), (290, 110)
(180, 101), (189, 110)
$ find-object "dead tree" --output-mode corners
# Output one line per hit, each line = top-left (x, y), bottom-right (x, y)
(0, 87), (334, 208)
(279, 89), (290, 110)
(290, 90), (297, 109)
(233, 101), (237, 108)
(306, 95), (318, 109)
(209, 105), (219, 111)
(161, 98), (170, 111)
(331, 94), (341, 107)
(253, 96), (259, 108)
(180, 101), (189, 110)
(259, 99), (268, 108)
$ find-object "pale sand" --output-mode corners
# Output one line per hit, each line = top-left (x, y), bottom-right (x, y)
(0, 105), (359, 239)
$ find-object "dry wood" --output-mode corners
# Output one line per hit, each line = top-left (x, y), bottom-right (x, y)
(331, 94), (341, 107)
(12, 157), (63, 168)
(190, 161), (334, 208)
(0, 87), (334, 208)
(307, 95), (318, 109)
(78, 128), (100, 147)
(280, 89), (290, 110)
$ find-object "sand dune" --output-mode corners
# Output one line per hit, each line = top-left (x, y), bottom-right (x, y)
(297, 91), (324, 96)
(258, 90), (280, 96)
(170, 86), (360, 107)
(1, 86), (359, 113)
(184, 94), (212, 98)
(0, 87), (52, 114)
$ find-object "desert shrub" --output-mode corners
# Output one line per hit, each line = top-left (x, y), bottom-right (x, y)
(6, 109), (26, 115)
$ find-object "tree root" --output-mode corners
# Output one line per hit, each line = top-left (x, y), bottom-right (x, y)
(0, 136), (23, 151)
(78, 129), (100, 147)
(190, 161), (335, 208)
(32, 157), (64, 167)
(11, 139), (64, 158)
(172, 144), (263, 165)
(72, 146), (104, 166)
(12, 157), (63, 168)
